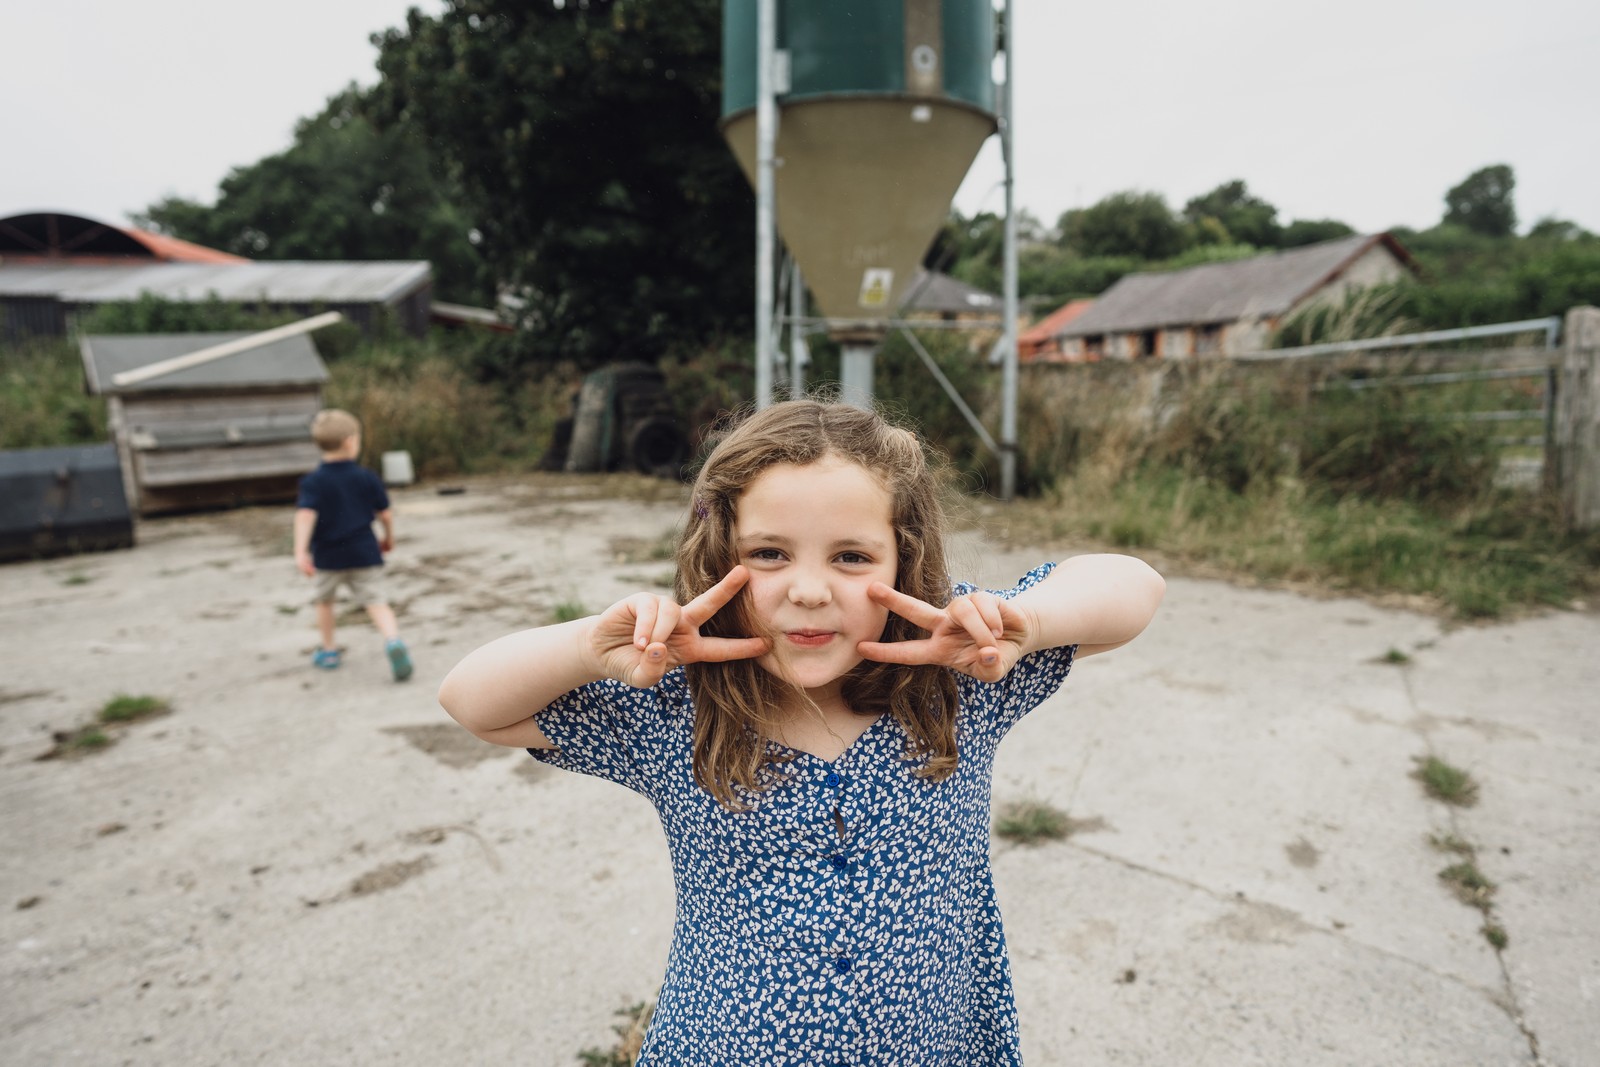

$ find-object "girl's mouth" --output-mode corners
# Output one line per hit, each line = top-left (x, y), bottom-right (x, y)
(785, 630), (836, 648)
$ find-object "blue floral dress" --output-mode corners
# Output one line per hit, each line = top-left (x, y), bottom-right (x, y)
(529, 564), (1074, 1066)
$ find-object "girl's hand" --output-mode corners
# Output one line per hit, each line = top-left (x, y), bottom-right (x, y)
(585, 566), (770, 688)
(857, 583), (1035, 683)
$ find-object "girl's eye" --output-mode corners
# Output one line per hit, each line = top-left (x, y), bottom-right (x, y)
(836, 551), (871, 565)
(749, 547), (785, 561)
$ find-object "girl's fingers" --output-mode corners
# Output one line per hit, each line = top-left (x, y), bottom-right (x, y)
(691, 635), (772, 663)
(648, 599), (680, 648)
(857, 638), (940, 666)
(949, 596), (1000, 655)
(627, 594), (659, 650)
(866, 582), (946, 630)
(682, 566), (751, 626)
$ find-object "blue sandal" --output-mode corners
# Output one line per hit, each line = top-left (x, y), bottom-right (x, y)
(312, 647), (342, 670)
(386, 639), (413, 682)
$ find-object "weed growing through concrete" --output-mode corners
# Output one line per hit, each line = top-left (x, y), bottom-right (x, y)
(37, 694), (172, 760)
(577, 998), (655, 1066)
(1382, 647), (1412, 665)
(1439, 860), (1496, 906)
(994, 800), (1072, 846)
(62, 573), (91, 586)
(98, 694), (168, 724)
(1412, 755), (1480, 807)
(1427, 831), (1509, 949)
(69, 729), (111, 751)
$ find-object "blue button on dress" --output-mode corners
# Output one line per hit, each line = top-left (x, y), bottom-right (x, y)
(529, 564), (1075, 1066)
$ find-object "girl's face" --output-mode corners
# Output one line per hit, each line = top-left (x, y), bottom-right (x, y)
(733, 456), (898, 707)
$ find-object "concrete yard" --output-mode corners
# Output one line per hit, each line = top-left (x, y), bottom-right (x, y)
(2, 473), (1595, 1065)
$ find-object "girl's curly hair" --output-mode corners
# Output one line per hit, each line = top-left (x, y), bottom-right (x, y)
(676, 399), (959, 809)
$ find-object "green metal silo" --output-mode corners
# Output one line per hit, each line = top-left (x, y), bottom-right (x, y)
(721, 0), (998, 338)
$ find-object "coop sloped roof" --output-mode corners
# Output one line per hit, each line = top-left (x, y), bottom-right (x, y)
(1058, 234), (1409, 337)
(0, 260), (430, 304)
(80, 332), (329, 395)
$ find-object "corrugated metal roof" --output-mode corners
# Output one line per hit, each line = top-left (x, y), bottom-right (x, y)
(80, 332), (329, 394)
(1058, 235), (1405, 337)
(0, 261), (431, 305)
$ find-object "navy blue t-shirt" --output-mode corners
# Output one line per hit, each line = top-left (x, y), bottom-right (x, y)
(296, 460), (389, 571)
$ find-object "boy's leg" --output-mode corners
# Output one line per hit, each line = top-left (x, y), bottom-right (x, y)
(310, 572), (342, 669)
(367, 603), (413, 681)
(364, 602), (400, 641)
(316, 601), (338, 648)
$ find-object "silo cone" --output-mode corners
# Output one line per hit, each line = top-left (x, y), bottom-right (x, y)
(721, 0), (998, 345)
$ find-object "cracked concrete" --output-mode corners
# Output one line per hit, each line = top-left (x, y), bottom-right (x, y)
(1, 477), (1595, 1065)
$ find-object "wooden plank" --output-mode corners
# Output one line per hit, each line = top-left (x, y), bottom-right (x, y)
(135, 441), (320, 488)
(120, 389), (321, 429)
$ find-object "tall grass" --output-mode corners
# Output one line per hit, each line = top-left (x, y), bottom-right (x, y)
(0, 340), (107, 450)
(998, 359), (1598, 617)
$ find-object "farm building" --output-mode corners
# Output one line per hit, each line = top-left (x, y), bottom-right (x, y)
(0, 212), (432, 341)
(79, 328), (329, 515)
(901, 270), (1002, 352)
(1018, 299), (1094, 362)
(1051, 233), (1417, 360)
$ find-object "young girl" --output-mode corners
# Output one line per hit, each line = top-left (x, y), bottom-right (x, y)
(439, 399), (1164, 1066)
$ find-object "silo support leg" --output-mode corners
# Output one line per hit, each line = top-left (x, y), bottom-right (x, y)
(841, 345), (876, 409)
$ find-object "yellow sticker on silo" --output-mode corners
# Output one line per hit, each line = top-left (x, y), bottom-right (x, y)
(859, 269), (893, 309)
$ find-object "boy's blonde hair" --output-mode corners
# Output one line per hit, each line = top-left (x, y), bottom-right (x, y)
(310, 409), (361, 452)
(676, 399), (960, 809)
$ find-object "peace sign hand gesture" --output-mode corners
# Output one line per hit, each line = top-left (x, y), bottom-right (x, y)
(856, 583), (1036, 683)
(586, 566), (770, 689)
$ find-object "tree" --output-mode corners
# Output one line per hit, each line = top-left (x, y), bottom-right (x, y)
(133, 88), (490, 305)
(368, 0), (754, 364)
(1182, 180), (1280, 248)
(1059, 191), (1186, 260)
(1279, 218), (1356, 248)
(1443, 164), (1517, 237)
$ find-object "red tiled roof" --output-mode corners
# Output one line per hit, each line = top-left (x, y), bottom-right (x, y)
(124, 228), (250, 264)
(1019, 299), (1094, 359)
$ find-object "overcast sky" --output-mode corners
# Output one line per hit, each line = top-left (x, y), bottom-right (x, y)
(2, 0), (1595, 239)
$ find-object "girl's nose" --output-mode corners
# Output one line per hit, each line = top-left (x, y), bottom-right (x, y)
(787, 571), (832, 607)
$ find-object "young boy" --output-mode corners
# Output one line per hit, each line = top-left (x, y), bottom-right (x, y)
(292, 409), (413, 681)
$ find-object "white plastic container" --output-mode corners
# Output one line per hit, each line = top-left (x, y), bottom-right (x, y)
(381, 450), (415, 486)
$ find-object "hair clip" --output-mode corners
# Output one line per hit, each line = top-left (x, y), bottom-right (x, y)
(694, 498), (709, 520)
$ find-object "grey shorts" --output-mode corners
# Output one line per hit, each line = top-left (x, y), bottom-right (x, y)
(312, 567), (387, 606)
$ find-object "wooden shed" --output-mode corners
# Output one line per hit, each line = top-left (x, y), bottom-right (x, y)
(79, 327), (329, 514)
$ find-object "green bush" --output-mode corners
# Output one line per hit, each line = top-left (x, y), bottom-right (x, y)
(0, 340), (107, 449)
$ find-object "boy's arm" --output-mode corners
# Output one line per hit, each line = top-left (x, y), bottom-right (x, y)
(375, 507), (394, 554)
(292, 509), (318, 576)
(1013, 553), (1165, 658)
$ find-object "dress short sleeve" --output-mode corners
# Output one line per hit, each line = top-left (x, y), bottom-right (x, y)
(954, 562), (1076, 748)
(526, 672), (686, 801)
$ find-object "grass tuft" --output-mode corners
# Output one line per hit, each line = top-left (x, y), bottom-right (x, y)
(994, 800), (1073, 846)
(1382, 647), (1412, 665)
(98, 694), (169, 724)
(1482, 922), (1509, 950)
(1439, 861), (1496, 906)
(1412, 756), (1480, 807)
(69, 729), (111, 751)
(577, 999), (655, 1066)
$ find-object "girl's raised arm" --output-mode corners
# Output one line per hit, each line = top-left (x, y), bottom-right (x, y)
(860, 553), (1164, 680)
(1010, 553), (1165, 658)
(438, 567), (768, 749)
